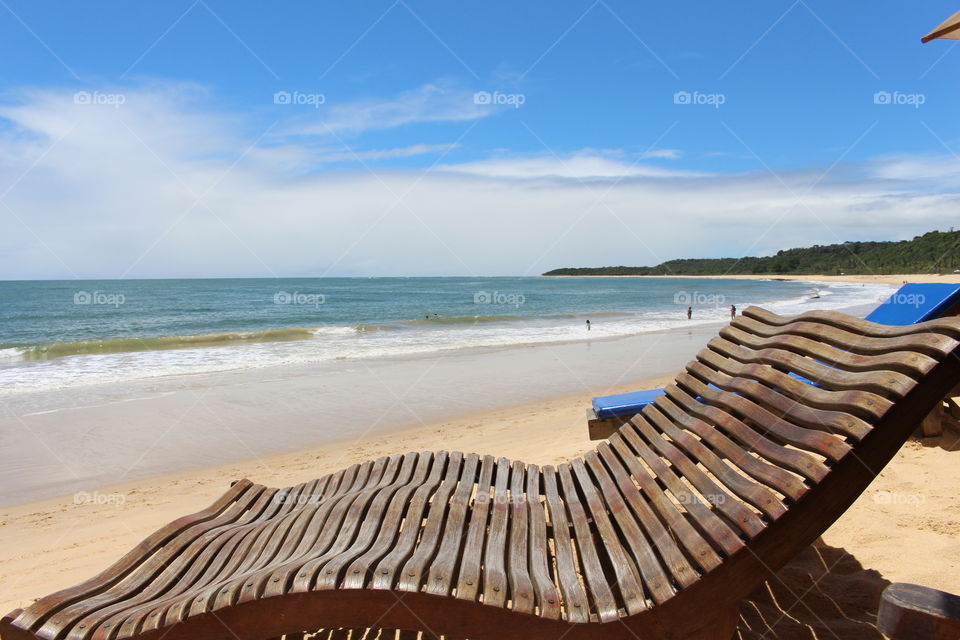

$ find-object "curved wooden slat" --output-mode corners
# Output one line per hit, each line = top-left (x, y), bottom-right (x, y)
(12, 479), (255, 635)
(720, 325), (939, 377)
(319, 453), (422, 591)
(453, 455), (495, 604)
(371, 452), (449, 590)
(600, 437), (723, 574)
(342, 454), (434, 588)
(708, 337), (917, 399)
(674, 372), (851, 462)
(60, 484), (275, 640)
(523, 465), (562, 619)
(695, 348), (892, 423)
(569, 458), (647, 613)
(629, 413), (766, 538)
(540, 465), (590, 622)
(556, 463), (620, 622)
(653, 394), (808, 502)
(396, 453), (464, 593)
(580, 452), (676, 603)
(743, 306), (960, 339)
(481, 458), (512, 608)
(661, 384), (829, 483)
(641, 403), (787, 519)
(734, 313), (959, 358)
(617, 422), (746, 555)
(505, 461), (535, 614)
(424, 454), (479, 598)
(287, 457), (398, 595)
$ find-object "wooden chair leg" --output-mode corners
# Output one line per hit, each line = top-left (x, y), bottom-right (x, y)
(920, 404), (945, 438)
(878, 583), (960, 639)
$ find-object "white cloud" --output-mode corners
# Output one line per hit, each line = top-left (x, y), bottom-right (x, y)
(280, 83), (495, 137)
(867, 153), (960, 185)
(437, 151), (704, 180)
(639, 148), (683, 160)
(0, 84), (957, 279)
(314, 143), (460, 163)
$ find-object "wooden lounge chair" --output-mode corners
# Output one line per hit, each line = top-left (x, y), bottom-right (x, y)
(587, 282), (960, 439)
(3, 307), (959, 640)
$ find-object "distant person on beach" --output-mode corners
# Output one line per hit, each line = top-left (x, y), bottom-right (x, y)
(730, 304), (736, 320)
(686, 306), (692, 320)
(586, 319), (591, 331)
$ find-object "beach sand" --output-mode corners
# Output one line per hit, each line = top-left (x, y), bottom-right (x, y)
(600, 273), (960, 285)
(1, 373), (958, 638)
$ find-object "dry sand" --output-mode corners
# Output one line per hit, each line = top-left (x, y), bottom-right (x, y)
(559, 273), (960, 285)
(667, 273), (960, 285)
(1, 372), (958, 639)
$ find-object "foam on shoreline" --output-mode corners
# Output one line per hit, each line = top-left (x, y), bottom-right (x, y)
(0, 280), (895, 396)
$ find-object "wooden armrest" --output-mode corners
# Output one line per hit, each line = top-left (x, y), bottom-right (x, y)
(878, 583), (960, 639)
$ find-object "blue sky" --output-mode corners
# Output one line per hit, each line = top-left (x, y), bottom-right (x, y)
(1, 1), (958, 277)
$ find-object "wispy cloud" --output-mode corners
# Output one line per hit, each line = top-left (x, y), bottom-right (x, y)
(314, 142), (460, 163)
(0, 83), (956, 279)
(438, 151), (702, 180)
(279, 83), (497, 138)
(867, 153), (960, 185)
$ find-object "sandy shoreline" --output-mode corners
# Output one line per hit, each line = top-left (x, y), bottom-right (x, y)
(0, 321), (729, 506)
(550, 273), (960, 285)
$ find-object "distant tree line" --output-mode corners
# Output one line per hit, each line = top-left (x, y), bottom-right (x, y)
(542, 230), (960, 276)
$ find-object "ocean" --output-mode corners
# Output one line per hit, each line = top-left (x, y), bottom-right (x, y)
(0, 276), (895, 396)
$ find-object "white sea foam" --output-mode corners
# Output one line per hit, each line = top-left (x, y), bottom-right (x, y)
(0, 281), (898, 396)
(0, 348), (25, 362)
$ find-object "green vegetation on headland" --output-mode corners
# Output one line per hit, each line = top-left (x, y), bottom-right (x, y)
(543, 230), (960, 276)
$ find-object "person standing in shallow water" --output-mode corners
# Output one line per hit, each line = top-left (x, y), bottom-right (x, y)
(686, 306), (692, 320)
(730, 304), (736, 320)
(586, 319), (591, 331)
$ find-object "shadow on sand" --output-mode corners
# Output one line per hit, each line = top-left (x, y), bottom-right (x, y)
(736, 540), (888, 639)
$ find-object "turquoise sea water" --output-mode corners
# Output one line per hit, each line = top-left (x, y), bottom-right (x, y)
(0, 276), (894, 395)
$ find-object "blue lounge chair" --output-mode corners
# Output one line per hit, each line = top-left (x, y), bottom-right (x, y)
(587, 282), (960, 439)
(865, 282), (960, 324)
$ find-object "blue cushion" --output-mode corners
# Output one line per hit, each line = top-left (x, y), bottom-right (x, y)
(592, 389), (666, 418)
(865, 283), (960, 326)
